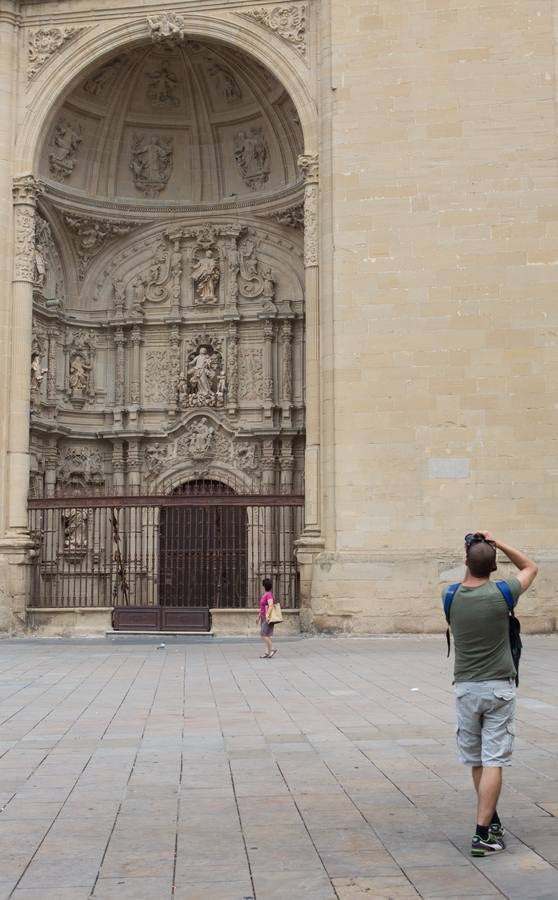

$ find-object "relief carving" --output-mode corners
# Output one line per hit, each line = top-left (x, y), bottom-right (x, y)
(14, 208), (36, 281)
(240, 5), (306, 56)
(28, 27), (85, 80)
(49, 120), (82, 181)
(144, 442), (168, 478)
(64, 214), (139, 281)
(67, 331), (95, 405)
(144, 349), (171, 403)
(147, 12), (187, 45)
(264, 204), (304, 229)
(238, 348), (264, 401)
(82, 58), (124, 96)
(63, 509), (89, 552)
(57, 446), (104, 492)
(146, 66), (179, 107)
(181, 418), (215, 459)
(177, 342), (226, 410)
(208, 64), (242, 102)
(130, 135), (173, 198)
(234, 128), (270, 191)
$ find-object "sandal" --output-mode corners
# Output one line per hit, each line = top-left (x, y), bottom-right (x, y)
(268, 649), (277, 658)
(260, 653), (270, 658)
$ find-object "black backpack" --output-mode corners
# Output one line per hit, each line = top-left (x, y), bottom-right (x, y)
(443, 580), (522, 687)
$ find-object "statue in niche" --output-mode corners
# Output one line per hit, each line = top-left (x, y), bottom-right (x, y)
(189, 346), (215, 397)
(63, 508), (88, 551)
(34, 216), (52, 289)
(147, 66), (178, 106)
(208, 63), (242, 102)
(30, 349), (47, 397)
(69, 353), (91, 395)
(177, 344), (225, 409)
(233, 128), (270, 190)
(48, 120), (82, 181)
(186, 419), (215, 459)
(192, 250), (220, 304)
(130, 135), (173, 198)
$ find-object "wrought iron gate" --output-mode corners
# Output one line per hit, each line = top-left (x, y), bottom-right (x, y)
(28, 484), (303, 631)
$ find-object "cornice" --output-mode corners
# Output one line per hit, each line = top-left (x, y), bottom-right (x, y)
(41, 180), (305, 220)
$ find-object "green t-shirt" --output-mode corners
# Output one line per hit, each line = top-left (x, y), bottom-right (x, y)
(442, 577), (521, 683)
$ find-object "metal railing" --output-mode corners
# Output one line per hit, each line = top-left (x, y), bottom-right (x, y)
(28, 490), (303, 611)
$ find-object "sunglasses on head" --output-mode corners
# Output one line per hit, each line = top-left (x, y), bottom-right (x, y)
(465, 533), (496, 549)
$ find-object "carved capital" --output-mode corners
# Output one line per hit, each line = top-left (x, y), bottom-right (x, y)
(263, 319), (275, 341)
(13, 175), (43, 206)
(297, 153), (318, 183)
(239, 5), (306, 57)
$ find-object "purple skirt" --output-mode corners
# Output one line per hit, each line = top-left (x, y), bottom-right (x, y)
(260, 616), (274, 637)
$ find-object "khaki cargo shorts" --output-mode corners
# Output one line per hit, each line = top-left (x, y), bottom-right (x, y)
(454, 680), (516, 767)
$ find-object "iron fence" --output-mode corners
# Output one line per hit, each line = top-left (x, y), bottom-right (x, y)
(28, 491), (303, 612)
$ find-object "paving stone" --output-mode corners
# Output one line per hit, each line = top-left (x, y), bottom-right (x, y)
(1, 637), (558, 899)
(332, 875), (421, 899)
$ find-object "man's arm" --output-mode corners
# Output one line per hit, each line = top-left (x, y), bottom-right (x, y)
(479, 531), (539, 594)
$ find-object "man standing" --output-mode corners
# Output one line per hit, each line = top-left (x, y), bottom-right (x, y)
(443, 531), (538, 856)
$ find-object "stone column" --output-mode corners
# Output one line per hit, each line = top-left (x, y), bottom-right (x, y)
(44, 438), (58, 499)
(279, 319), (293, 425)
(167, 325), (181, 422)
(226, 321), (238, 417)
(262, 318), (275, 420)
(111, 441), (125, 492)
(0, 5), (34, 631)
(7, 175), (42, 534)
(261, 439), (276, 579)
(297, 153), (323, 548)
(113, 327), (126, 430)
(128, 325), (142, 428)
(46, 326), (58, 405)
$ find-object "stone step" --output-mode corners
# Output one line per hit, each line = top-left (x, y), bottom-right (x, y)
(105, 630), (215, 643)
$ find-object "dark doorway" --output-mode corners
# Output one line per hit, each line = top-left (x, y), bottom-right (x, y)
(159, 480), (248, 613)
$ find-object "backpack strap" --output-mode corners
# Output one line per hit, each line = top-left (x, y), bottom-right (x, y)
(443, 583), (461, 657)
(495, 580), (515, 612)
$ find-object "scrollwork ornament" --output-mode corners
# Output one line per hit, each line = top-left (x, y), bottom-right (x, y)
(28, 27), (85, 80)
(240, 5), (306, 57)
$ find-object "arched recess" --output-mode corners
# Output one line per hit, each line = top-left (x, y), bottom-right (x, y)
(22, 16), (315, 625)
(17, 16), (317, 175)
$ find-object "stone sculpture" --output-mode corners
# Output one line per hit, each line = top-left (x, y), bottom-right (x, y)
(130, 135), (173, 197)
(192, 250), (220, 304)
(233, 129), (270, 190)
(147, 66), (179, 107)
(49, 120), (82, 181)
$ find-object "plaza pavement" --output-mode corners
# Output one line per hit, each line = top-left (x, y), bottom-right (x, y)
(0, 635), (557, 900)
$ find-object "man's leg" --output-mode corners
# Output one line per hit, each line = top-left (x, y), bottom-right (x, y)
(475, 766), (502, 826)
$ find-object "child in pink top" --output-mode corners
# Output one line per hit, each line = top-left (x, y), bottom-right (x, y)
(257, 577), (276, 658)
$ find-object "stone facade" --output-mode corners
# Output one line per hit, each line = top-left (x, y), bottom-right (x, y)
(0, 0), (556, 633)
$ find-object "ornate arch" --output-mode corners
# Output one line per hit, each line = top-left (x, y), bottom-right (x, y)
(17, 14), (317, 175)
